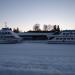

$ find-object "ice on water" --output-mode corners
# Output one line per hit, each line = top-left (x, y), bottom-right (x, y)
(0, 43), (75, 75)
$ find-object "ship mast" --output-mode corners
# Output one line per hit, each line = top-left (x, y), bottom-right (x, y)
(5, 22), (7, 28)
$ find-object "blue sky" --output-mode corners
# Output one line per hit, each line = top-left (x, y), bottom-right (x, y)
(0, 0), (75, 31)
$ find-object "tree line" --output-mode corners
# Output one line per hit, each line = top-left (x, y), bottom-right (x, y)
(12, 24), (60, 33)
(30, 24), (60, 32)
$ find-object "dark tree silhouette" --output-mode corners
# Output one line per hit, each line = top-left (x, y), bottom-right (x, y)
(52, 25), (60, 32)
(33, 24), (41, 31)
(13, 27), (20, 33)
(52, 25), (56, 32)
(9, 28), (12, 30)
(57, 25), (60, 32)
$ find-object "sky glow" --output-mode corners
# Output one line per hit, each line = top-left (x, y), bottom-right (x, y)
(0, 0), (75, 31)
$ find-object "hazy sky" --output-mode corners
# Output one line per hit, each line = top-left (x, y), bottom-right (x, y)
(0, 0), (75, 31)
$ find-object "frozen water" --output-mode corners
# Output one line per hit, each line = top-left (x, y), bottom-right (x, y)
(0, 43), (75, 75)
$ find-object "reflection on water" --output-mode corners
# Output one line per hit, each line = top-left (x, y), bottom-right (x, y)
(0, 43), (75, 75)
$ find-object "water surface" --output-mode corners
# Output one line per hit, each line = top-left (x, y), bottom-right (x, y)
(0, 43), (75, 75)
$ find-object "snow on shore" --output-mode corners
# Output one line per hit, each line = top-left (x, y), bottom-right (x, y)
(0, 43), (75, 75)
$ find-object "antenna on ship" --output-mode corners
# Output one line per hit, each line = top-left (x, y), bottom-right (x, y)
(5, 22), (7, 28)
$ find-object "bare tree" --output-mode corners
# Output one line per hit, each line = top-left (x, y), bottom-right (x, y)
(43, 24), (48, 31)
(57, 25), (60, 32)
(47, 25), (52, 31)
(52, 25), (60, 32)
(54, 25), (57, 31)
(33, 24), (41, 31)
(13, 27), (20, 33)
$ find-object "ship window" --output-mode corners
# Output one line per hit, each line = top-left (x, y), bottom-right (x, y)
(6, 32), (11, 34)
(67, 38), (70, 40)
(5, 32), (7, 34)
(5, 36), (8, 38)
(71, 38), (73, 40)
(74, 33), (75, 35)
(63, 33), (65, 35)
(60, 38), (62, 40)
(5, 36), (9, 38)
(66, 33), (69, 35)
(70, 33), (73, 35)
(8, 32), (11, 34)
(9, 36), (14, 38)
(5, 36), (7, 38)
(56, 38), (59, 40)
(63, 38), (66, 40)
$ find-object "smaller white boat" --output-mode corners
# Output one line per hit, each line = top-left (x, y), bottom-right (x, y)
(0, 28), (22, 44)
(48, 30), (75, 44)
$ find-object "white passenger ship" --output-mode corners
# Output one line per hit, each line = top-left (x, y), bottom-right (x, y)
(0, 28), (22, 44)
(48, 30), (75, 44)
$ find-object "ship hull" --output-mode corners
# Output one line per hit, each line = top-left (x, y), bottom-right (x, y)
(48, 41), (75, 44)
(0, 39), (22, 44)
